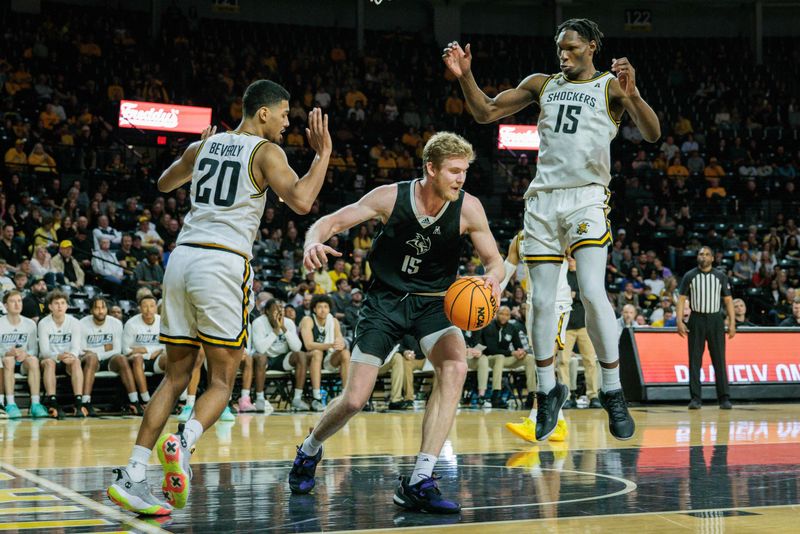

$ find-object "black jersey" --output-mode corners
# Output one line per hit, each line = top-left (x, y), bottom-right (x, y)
(368, 179), (463, 294)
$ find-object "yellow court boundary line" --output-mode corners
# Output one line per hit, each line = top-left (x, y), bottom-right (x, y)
(0, 461), (167, 534)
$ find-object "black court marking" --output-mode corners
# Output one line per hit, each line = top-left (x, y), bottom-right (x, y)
(684, 510), (761, 518)
(12, 443), (800, 532)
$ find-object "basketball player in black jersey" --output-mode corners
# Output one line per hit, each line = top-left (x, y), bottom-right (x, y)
(288, 132), (504, 513)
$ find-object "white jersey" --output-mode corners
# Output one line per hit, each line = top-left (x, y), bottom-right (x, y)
(177, 131), (270, 258)
(80, 316), (123, 361)
(527, 72), (619, 193)
(123, 313), (165, 358)
(251, 315), (302, 358)
(37, 314), (81, 359)
(0, 315), (38, 358)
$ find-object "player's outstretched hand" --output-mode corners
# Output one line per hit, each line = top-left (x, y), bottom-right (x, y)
(303, 242), (342, 271)
(611, 57), (638, 97)
(442, 41), (472, 79)
(200, 124), (217, 141)
(479, 275), (501, 308)
(306, 107), (332, 156)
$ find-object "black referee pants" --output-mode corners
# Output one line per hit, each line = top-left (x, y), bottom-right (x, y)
(687, 312), (729, 401)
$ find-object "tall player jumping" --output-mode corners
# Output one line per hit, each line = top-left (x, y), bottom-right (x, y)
(444, 18), (660, 440)
(107, 80), (331, 515)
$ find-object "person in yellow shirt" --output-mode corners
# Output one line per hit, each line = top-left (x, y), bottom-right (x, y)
(39, 104), (60, 130)
(706, 177), (726, 199)
(704, 157), (726, 180)
(33, 216), (58, 250)
(4, 139), (27, 171)
(666, 155), (690, 179)
(27, 143), (57, 173)
(328, 258), (348, 288)
(396, 150), (414, 169)
(444, 91), (464, 115)
(286, 126), (305, 148)
(329, 150), (346, 171)
(352, 225), (373, 253)
(673, 114), (693, 136)
(345, 87), (367, 109)
(107, 78), (124, 101)
(377, 150), (397, 170)
(401, 127), (421, 149)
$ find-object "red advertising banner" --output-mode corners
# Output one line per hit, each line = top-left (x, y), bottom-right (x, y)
(118, 100), (212, 134)
(634, 330), (800, 385)
(497, 124), (540, 151)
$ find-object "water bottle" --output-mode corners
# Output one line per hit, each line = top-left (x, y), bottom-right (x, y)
(320, 389), (328, 408)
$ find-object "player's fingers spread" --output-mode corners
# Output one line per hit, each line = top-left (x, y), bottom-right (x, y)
(327, 246), (342, 257)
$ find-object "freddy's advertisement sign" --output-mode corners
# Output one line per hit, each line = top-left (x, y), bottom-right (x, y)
(498, 124), (540, 151)
(118, 100), (212, 134)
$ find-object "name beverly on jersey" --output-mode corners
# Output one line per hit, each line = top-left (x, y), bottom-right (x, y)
(87, 334), (114, 346)
(206, 142), (244, 158)
(546, 91), (597, 107)
(135, 334), (159, 344)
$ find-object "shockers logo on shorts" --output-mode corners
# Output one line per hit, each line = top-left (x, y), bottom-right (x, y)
(577, 221), (590, 235)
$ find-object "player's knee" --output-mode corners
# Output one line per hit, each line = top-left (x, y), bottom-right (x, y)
(130, 354), (144, 365)
(342, 391), (368, 413)
(310, 350), (323, 363)
(437, 359), (468, 381)
(42, 359), (55, 370)
(2, 356), (12, 368)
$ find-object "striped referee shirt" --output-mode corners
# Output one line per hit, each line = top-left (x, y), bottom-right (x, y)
(678, 267), (731, 314)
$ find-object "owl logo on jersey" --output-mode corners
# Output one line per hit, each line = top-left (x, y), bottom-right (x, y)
(406, 233), (431, 255)
(577, 222), (590, 235)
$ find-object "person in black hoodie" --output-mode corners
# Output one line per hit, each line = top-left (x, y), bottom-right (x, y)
(484, 306), (535, 408)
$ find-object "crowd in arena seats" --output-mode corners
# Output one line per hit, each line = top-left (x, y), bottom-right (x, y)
(0, 3), (798, 416)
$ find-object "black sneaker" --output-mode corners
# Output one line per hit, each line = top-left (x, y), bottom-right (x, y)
(588, 397), (602, 409)
(688, 398), (702, 410)
(402, 400), (415, 410)
(388, 401), (405, 410)
(393, 474), (461, 514)
(491, 391), (508, 409)
(44, 396), (64, 419)
(289, 445), (323, 494)
(563, 398), (578, 409)
(719, 397), (732, 410)
(535, 383), (569, 440)
(84, 403), (99, 417)
(599, 389), (635, 440)
(523, 392), (535, 410)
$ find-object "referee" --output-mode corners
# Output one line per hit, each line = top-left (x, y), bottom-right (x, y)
(676, 246), (735, 410)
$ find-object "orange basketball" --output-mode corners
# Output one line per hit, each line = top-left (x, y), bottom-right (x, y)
(444, 276), (497, 331)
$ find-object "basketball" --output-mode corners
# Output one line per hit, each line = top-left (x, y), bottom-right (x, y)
(444, 276), (497, 331)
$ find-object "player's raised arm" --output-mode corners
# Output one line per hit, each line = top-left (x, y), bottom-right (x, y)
(260, 107), (332, 215)
(303, 184), (397, 270)
(442, 41), (546, 124)
(461, 193), (504, 303)
(156, 125), (216, 192)
(609, 57), (661, 142)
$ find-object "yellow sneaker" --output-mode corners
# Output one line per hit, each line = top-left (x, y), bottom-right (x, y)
(505, 417), (536, 443)
(548, 419), (568, 442)
(506, 447), (540, 469)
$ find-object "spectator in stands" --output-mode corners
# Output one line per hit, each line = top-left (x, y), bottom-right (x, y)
(484, 306), (534, 409)
(621, 119), (643, 145)
(299, 295), (351, 411)
(252, 298), (308, 411)
(680, 133), (699, 154)
(617, 282), (640, 311)
(92, 214), (122, 250)
(51, 240), (84, 289)
(294, 292), (313, 326)
(704, 156), (726, 180)
(0, 224), (23, 269)
(22, 276), (47, 321)
(705, 176), (727, 200)
(109, 305), (123, 322)
(32, 216), (58, 251)
(687, 150), (705, 174)
(134, 216), (162, 252)
(133, 249), (164, 297)
(123, 294), (165, 406)
(38, 289), (84, 418)
(779, 297), (800, 327)
(330, 278), (351, 322)
(660, 135), (679, 162)
(732, 251), (755, 282)
(617, 303), (638, 337)
(649, 297), (674, 325)
(328, 258), (347, 288)
(444, 90), (464, 116)
(667, 155), (689, 179)
(4, 138), (27, 171)
(92, 237), (125, 286)
(116, 234), (143, 271)
(27, 143), (57, 173)
(352, 224), (373, 253)
(0, 290), (46, 418)
(462, 328), (491, 408)
(732, 298), (756, 327)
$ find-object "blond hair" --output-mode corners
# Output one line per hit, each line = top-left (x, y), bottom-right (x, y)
(422, 132), (474, 176)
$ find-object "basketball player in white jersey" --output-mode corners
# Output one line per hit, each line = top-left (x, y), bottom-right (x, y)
(107, 79), (331, 516)
(444, 18), (660, 441)
(500, 231), (569, 442)
(0, 291), (47, 419)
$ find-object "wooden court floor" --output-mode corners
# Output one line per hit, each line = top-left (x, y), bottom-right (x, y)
(1, 403), (799, 532)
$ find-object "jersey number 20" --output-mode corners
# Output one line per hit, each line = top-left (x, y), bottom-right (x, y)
(195, 158), (241, 207)
(554, 104), (581, 134)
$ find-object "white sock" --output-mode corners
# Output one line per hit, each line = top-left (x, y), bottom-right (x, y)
(82, 395), (91, 404)
(0, 397), (4, 406)
(409, 453), (437, 485)
(182, 419), (204, 449)
(126, 445), (152, 482)
(241, 389), (250, 400)
(6, 395), (14, 405)
(141, 392), (151, 402)
(558, 409), (565, 422)
(256, 391), (265, 401)
(536, 362), (556, 393)
(601, 364), (622, 392)
(312, 389), (322, 400)
(128, 392), (139, 403)
(186, 395), (196, 407)
(300, 432), (323, 456)
(31, 395), (40, 404)
(179, 389), (188, 402)
(293, 389), (303, 401)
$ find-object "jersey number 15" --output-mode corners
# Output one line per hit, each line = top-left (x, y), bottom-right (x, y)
(195, 158), (241, 207)
(554, 104), (581, 134)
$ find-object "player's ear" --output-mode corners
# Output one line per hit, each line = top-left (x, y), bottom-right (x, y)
(258, 106), (270, 122)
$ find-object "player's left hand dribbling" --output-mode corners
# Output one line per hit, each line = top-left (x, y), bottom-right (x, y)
(611, 57), (637, 96)
(303, 243), (342, 271)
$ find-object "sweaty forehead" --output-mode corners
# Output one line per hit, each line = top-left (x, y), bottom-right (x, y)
(556, 30), (586, 47)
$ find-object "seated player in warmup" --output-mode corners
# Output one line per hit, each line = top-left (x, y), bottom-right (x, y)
(252, 298), (308, 411)
(80, 297), (133, 416)
(298, 295), (350, 411)
(461, 328), (491, 407)
(123, 294), (166, 406)
(236, 336), (256, 413)
(289, 132), (504, 514)
(38, 289), (85, 418)
(176, 348), (213, 421)
(107, 80), (332, 516)
(502, 232), (569, 442)
(0, 290), (47, 418)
